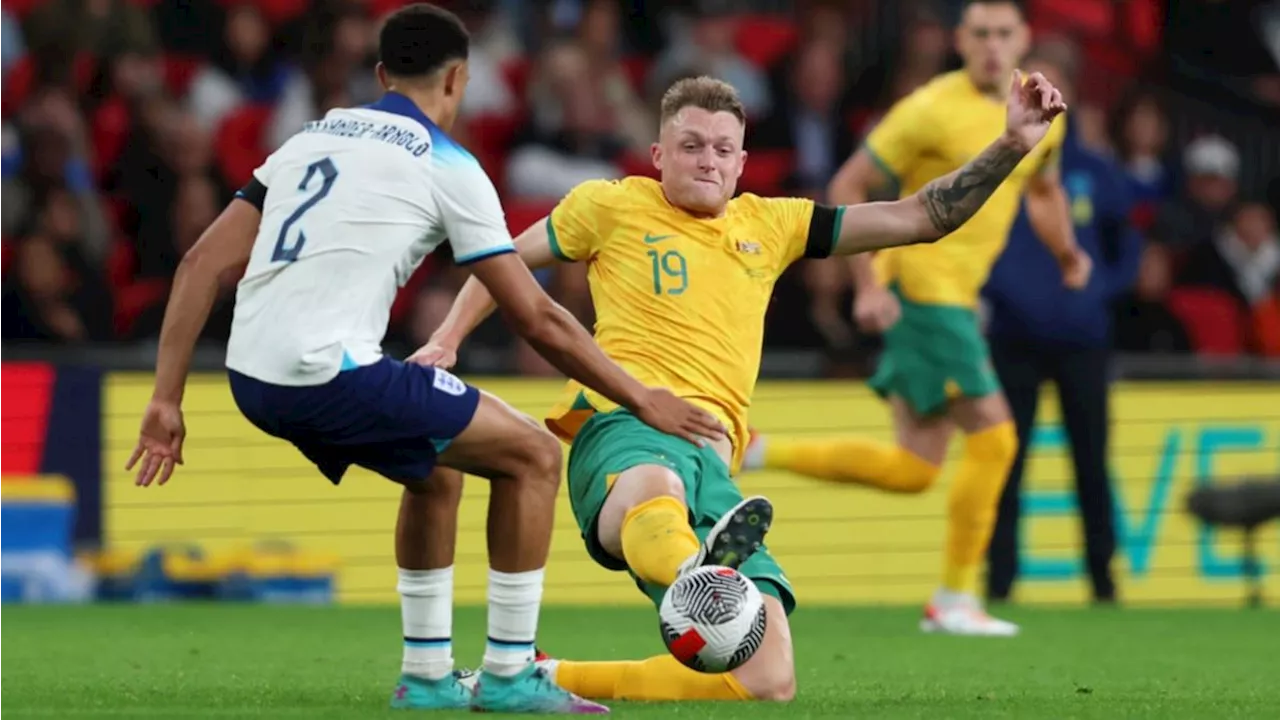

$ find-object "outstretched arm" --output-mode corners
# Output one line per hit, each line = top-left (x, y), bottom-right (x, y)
(830, 70), (1067, 257)
(411, 218), (558, 366)
(831, 133), (1031, 256)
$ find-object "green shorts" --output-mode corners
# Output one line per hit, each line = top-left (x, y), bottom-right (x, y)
(566, 408), (796, 616)
(867, 286), (1001, 417)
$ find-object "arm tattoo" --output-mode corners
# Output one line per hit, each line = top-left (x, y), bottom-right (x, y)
(920, 138), (1027, 235)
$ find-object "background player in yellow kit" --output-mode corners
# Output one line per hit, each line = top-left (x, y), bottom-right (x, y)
(418, 71), (1066, 701)
(744, 0), (1091, 637)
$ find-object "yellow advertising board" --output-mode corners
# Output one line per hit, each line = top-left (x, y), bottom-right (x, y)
(103, 375), (1280, 606)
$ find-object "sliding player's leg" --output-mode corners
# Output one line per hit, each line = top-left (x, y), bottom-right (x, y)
(436, 392), (608, 714)
(547, 594), (794, 702)
(570, 409), (772, 591)
(547, 454), (794, 702)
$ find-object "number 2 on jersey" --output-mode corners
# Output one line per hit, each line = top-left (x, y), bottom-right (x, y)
(272, 157), (339, 262)
(647, 249), (688, 295)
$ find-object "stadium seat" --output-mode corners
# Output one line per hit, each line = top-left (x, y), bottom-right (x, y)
(90, 97), (131, 181)
(107, 238), (169, 337)
(161, 54), (204, 98)
(618, 151), (658, 179)
(106, 237), (137, 290)
(501, 58), (532, 102)
(621, 56), (652, 94)
(738, 150), (794, 196)
(2, 0), (43, 19)
(368, 0), (415, 19)
(1165, 287), (1248, 357)
(2, 54), (97, 118)
(388, 256), (437, 328)
(214, 104), (273, 188)
(734, 15), (798, 70)
(466, 112), (522, 187)
(1029, 0), (1113, 37)
(505, 200), (557, 237)
(1, 237), (12, 279)
(216, 0), (308, 26)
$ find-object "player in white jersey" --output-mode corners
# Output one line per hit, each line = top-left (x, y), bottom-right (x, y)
(124, 4), (724, 715)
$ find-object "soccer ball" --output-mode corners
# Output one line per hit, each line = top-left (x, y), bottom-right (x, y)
(659, 565), (767, 673)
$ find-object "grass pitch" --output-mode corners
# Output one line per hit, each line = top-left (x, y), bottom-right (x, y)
(3, 604), (1277, 718)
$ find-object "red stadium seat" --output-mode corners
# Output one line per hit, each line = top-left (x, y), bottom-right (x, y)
(162, 54), (204, 98)
(90, 96), (131, 181)
(214, 104), (273, 188)
(1029, 0), (1113, 37)
(501, 58), (532, 102)
(215, 0), (307, 26)
(618, 151), (658, 179)
(1, 237), (13, 279)
(3, 0), (43, 18)
(106, 237), (137, 290)
(505, 201), (557, 237)
(389, 255), (437, 328)
(465, 113), (523, 192)
(734, 15), (798, 70)
(368, 0), (416, 19)
(1166, 287), (1248, 357)
(114, 279), (170, 338)
(2, 53), (97, 117)
(738, 150), (793, 196)
(620, 56), (652, 94)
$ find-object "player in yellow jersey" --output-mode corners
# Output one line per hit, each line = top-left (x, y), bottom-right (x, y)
(744, 0), (1092, 636)
(418, 71), (1066, 702)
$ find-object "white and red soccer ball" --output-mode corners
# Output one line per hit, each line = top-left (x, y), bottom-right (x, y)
(659, 565), (767, 673)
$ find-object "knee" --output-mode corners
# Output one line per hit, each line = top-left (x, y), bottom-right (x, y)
(892, 449), (942, 494)
(512, 425), (564, 486)
(970, 421), (1019, 462)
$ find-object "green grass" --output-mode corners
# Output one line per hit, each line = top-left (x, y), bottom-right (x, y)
(3, 605), (1279, 718)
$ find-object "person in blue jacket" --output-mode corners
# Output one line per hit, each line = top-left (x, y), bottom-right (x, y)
(982, 44), (1142, 604)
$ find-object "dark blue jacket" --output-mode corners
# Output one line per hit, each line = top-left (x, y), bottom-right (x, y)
(984, 119), (1143, 349)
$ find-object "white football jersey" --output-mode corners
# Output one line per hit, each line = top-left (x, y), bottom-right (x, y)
(225, 93), (513, 386)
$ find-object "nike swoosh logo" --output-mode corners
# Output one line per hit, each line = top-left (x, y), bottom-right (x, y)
(643, 234), (674, 244)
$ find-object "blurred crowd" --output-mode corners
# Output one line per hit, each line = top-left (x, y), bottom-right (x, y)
(2, 0), (1279, 372)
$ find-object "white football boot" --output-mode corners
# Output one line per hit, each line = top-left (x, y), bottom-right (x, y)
(920, 590), (1020, 637)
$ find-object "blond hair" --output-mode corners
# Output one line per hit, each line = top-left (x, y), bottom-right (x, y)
(659, 76), (746, 125)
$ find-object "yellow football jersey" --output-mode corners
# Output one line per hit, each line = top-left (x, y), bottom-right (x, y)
(544, 176), (841, 469)
(865, 70), (1066, 307)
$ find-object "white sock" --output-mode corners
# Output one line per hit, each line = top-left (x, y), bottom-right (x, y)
(398, 567), (454, 680)
(483, 568), (544, 677)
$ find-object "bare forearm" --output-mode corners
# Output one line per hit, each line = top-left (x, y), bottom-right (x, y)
(917, 135), (1029, 237)
(152, 260), (221, 403)
(1026, 185), (1078, 259)
(431, 276), (498, 348)
(512, 303), (646, 412)
(433, 220), (560, 348)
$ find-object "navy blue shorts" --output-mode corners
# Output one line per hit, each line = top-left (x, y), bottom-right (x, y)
(228, 358), (481, 485)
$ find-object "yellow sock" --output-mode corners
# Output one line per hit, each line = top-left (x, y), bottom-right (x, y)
(556, 655), (752, 701)
(620, 496), (700, 588)
(944, 422), (1018, 593)
(764, 436), (940, 493)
